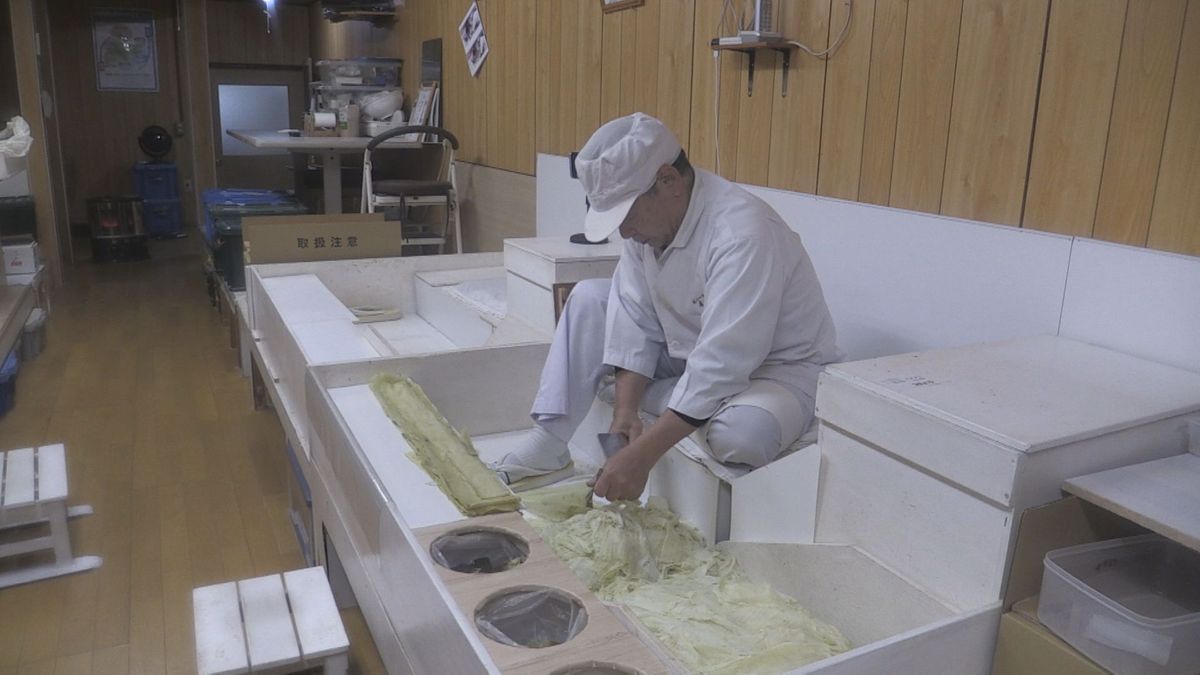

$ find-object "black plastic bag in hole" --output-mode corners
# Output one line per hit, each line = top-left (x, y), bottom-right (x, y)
(475, 587), (588, 649)
(430, 529), (529, 574)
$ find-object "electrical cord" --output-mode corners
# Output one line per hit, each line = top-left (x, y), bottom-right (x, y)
(788, 0), (854, 60)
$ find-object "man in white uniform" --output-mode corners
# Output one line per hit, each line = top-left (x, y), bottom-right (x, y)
(492, 112), (841, 501)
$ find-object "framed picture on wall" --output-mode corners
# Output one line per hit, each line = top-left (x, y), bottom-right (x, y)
(92, 9), (159, 92)
(601, 0), (644, 12)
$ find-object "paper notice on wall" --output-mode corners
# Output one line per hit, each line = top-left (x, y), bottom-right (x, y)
(458, 2), (489, 77)
(92, 9), (159, 92)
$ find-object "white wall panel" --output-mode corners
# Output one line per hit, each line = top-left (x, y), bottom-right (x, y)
(1059, 239), (1200, 374)
(746, 187), (1072, 360)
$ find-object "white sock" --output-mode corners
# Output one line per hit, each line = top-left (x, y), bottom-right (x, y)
(491, 427), (571, 477)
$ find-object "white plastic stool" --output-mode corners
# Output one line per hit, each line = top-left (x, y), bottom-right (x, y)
(0, 443), (101, 588)
(193, 566), (350, 675)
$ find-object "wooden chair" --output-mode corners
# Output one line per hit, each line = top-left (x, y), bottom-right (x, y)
(193, 566), (350, 675)
(0, 443), (101, 588)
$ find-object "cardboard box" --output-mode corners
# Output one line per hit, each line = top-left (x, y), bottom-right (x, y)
(990, 497), (1147, 675)
(2, 241), (40, 274)
(991, 598), (1111, 675)
(242, 212), (406, 265)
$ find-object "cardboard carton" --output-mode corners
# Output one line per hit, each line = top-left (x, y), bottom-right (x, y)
(1, 241), (40, 275)
(242, 212), (406, 265)
(990, 497), (1146, 675)
(991, 597), (1111, 674)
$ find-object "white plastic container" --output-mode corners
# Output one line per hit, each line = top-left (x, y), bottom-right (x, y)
(1038, 534), (1200, 675)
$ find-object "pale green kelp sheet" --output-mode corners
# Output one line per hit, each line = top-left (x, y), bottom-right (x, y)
(521, 484), (851, 675)
(370, 374), (520, 516)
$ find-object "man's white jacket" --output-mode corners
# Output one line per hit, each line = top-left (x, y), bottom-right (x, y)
(603, 169), (842, 421)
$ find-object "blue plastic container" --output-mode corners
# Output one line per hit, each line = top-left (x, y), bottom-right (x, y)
(202, 189), (300, 246)
(142, 198), (183, 237)
(202, 189), (308, 290)
(133, 162), (179, 200)
(0, 350), (19, 417)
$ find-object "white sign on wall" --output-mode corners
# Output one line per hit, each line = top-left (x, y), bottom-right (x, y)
(92, 9), (159, 92)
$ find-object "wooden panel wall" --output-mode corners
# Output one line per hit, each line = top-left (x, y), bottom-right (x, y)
(330, 0), (1198, 256)
(0, 0), (20, 121)
(47, 0), (184, 227)
(9, 0), (64, 283)
(207, 1), (310, 66)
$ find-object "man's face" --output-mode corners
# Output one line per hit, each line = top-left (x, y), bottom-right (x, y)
(617, 167), (686, 249)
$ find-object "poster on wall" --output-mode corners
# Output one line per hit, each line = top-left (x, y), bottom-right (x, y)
(458, 2), (489, 77)
(92, 9), (159, 92)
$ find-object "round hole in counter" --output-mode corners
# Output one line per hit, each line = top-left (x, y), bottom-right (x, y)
(430, 527), (530, 574)
(550, 662), (645, 675)
(474, 585), (589, 649)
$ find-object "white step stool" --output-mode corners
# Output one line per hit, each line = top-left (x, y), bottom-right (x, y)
(0, 443), (101, 588)
(193, 567), (350, 675)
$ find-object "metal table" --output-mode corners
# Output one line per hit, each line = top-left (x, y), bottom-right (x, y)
(226, 130), (423, 214)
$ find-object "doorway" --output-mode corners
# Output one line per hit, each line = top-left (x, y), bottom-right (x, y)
(210, 67), (305, 191)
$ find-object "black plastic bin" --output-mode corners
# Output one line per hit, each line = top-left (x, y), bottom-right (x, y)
(0, 196), (36, 238)
(208, 201), (309, 291)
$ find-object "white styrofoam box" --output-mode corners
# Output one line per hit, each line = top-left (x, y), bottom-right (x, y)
(2, 242), (40, 275)
(0, 169), (30, 198)
(815, 335), (1200, 609)
(1059, 238), (1200, 375)
(0, 153), (27, 182)
(535, 153), (587, 238)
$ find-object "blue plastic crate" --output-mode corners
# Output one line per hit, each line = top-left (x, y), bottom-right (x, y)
(142, 198), (183, 237)
(0, 350), (18, 417)
(202, 189), (299, 246)
(133, 162), (179, 200)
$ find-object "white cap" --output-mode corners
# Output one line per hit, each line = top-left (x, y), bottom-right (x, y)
(576, 113), (682, 243)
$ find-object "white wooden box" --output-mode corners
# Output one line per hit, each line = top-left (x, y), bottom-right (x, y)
(503, 237), (621, 333)
(815, 335), (1200, 610)
(306, 345), (553, 674)
(247, 253), (545, 459)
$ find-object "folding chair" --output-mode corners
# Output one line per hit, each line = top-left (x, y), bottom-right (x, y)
(360, 125), (462, 254)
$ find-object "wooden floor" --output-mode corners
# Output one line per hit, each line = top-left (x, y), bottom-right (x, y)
(0, 239), (386, 675)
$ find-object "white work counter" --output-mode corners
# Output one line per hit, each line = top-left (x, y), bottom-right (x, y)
(304, 346), (1002, 674)
(227, 129), (424, 215)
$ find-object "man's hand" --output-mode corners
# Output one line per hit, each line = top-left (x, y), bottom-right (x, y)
(590, 445), (655, 502)
(609, 408), (644, 442)
(591, 409), (699, 502)
(612, 368), (651, 442)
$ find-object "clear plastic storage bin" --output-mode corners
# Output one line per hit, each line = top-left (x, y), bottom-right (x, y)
(1038, 534), (1200, 675)
(316, 58), (402, 86)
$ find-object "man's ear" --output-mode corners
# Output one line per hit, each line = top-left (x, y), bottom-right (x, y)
(658, 164), (680, 188)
